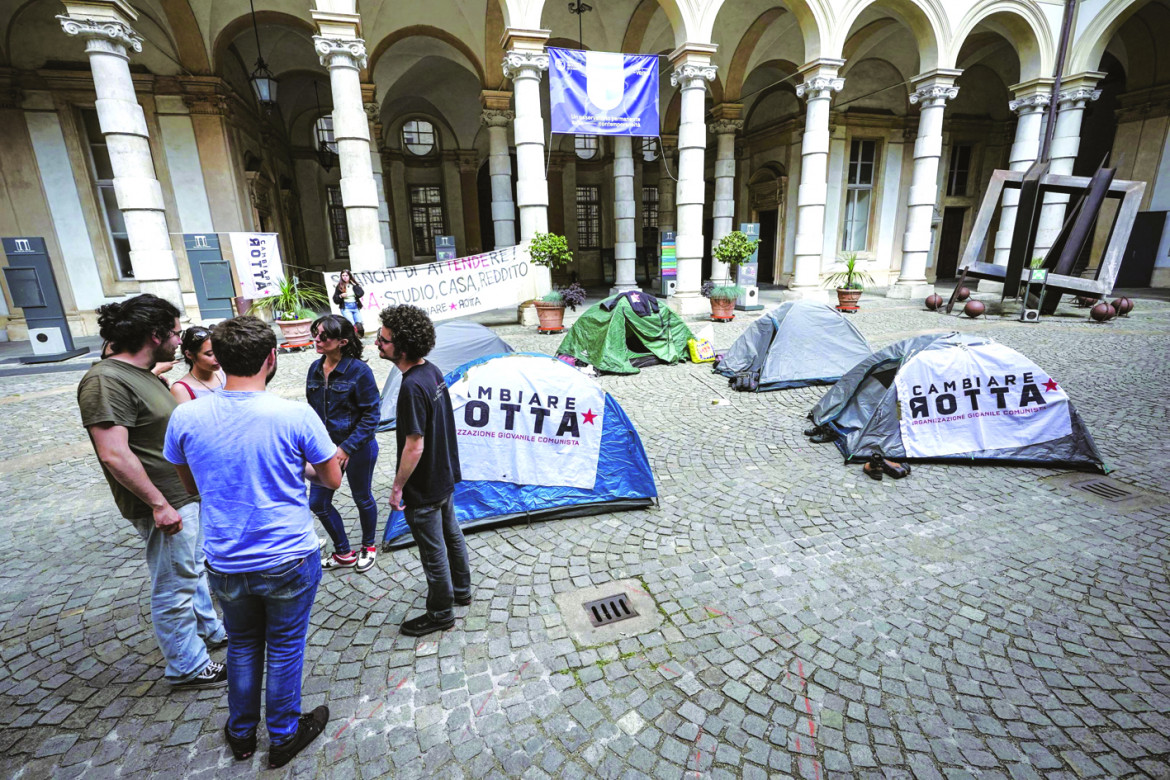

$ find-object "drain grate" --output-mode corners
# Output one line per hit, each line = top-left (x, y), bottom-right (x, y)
(583, 593), (639, 627)
(1072, 478), (1138, 502)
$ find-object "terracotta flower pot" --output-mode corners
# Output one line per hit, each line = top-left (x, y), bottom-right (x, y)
(836, 288), (863, 312)
(534, 301), (566, 332)
(709, 297), (736, 321)
(276, 318), (313, 346)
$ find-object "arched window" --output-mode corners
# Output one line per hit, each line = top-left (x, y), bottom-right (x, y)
(575, 134), (598, 160)
(641, 137), (658, 162)
(402, 120), (436, 156)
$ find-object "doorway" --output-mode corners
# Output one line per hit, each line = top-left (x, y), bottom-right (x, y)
(757, 209), (778, 283)
(935, 207), (966, 280)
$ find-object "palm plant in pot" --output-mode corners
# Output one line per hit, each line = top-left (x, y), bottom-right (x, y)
(702, 281), (745, 322)
(528, 232), (574, 330)
(709, 230), (760, 321)
(823, 252), (874, 312)
(537, 282), (588, 333)
(248, 273), (330, 345)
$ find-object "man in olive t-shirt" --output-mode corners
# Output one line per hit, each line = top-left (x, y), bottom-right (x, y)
(77, 294), (226, 689)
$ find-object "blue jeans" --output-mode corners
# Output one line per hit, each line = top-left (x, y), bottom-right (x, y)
(207, 554), (321, 745)
(404, 494), (471, 622)
(129, 501), (224, 682)
(341, 302), (361, 328)
(311, 438), (379, 553)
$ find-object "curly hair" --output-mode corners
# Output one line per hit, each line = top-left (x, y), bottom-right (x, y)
(96, 294), (180, 354)
(211, 316), (276, 377)
(379, 305), (435, 362)
(311, 314), (363, 361)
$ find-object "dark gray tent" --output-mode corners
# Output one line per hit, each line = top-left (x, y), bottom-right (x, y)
(714, 301), (872, 390)
(378, 320), (514, 431)
(809, 332), (1106, 471)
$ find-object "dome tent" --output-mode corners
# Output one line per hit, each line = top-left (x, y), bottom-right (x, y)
(378, 320), (514, 431)
(382, 353), (657, 548)
(557, 291), (693, 374)
(809, 332), (1106, 472)
(714, 301), (873, 391)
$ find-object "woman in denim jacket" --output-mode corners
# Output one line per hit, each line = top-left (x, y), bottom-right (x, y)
(306, 315), (381, 573)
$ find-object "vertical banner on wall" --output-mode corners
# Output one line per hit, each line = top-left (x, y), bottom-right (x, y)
(736, 222), (763, 311)
(660, 231), (676, 297)
(226, 233), (284, 299)
(548, 49), (660, 136)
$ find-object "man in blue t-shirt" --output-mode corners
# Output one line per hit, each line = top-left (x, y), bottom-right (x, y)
(164, 317), (341, 770)
(377, 305), (470, 637)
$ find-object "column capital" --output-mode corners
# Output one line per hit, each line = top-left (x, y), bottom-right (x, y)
(796, 58), (845, 100)
(909, 69), (962, 107)
(1056, 73), (1106, 108)
(314, 35), (368, 70)
(502, 50), (549, 80)
(57, 14), (142, 55)
(480, 89), (513, 112)
(481, 109), (515, 127)
(1007, 77), (1054, 114)
(710, 119), (743, 135)
(669, 43), (717, 88)
(311, 9), (362, 39)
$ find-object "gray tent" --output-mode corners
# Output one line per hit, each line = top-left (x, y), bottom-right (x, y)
(378, 320), (514, 431)
(809, 331), (1106, 471)
(714, 301), (872, 391)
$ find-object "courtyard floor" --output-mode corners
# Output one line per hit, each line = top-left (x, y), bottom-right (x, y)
(0, 288), (1168, 779)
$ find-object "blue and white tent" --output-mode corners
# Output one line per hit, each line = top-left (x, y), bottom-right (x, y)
(382, 352), (657, 548)
(378, 320), (514, 431)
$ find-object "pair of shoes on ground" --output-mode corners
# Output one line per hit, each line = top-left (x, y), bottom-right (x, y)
(171, 660), (228, 690)
(322, 546), (377, 573)
(863, 452), (911, 481)
(400, 590), (474, 637)
(803, 423), (837, 444)
(225, 705), (330, 768)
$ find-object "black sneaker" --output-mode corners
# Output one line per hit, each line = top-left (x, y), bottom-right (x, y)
(268, 706), (329, 769)
(400, 613), (455, 637)
(454, 588), (475, 607)
(171, 661), (228, 690)
(224, 724), (256, 761)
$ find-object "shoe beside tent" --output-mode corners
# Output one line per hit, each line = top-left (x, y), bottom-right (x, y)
(557, 291), (693, 374)
(382, 353), (657, 548)
(714, 301), (872, 391)
(809, 332), (1106, 471)
(378, 320), (514, 431)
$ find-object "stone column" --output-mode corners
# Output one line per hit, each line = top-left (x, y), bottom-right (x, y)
(789, 59), (845, 298)
(710, 103), (743, 286)
(991, 79), (1052, 266)
(669, 44), (717, 314)
(58, 2), (182, 308)
(1034, 72), (1104, 256)
(313, 13), (385, 273)
(658, 135), (677, 233)
(363, 84), (396, 267)
(611, 135), (638, 293)
(502, 32), (549, 243)
(457, 152), (482, 254)
(481, 93), (516, 248)
(889, 69), (961, 299)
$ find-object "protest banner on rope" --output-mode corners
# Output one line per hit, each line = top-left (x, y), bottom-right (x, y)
(226, 233), (284, 299)
(324, 243), (537, 325)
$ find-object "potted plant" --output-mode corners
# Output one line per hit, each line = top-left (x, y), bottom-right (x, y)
(702, 280), (745, 322)
(536, 282), (587, 333)
(713, 230), (760, 279)
(528, 232), (574, 328)
(248, 273), (330, 345)
(822, 252), (874, 312)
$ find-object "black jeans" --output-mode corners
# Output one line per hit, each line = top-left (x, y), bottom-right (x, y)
(404, 494), (471, 622)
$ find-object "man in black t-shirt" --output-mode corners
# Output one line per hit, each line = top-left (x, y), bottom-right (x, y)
(377, 305), (470, 637)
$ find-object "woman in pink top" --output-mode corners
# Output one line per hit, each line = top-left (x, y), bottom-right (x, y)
(171, 326), (226, 404)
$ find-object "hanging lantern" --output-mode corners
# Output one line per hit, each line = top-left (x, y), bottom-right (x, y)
(248, 0), (278, 112)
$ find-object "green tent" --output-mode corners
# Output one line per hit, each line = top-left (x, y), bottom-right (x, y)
(557, 293), (694, 374)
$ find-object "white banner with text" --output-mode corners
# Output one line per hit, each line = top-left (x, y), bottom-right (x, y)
(226, 232), (284, 299)
(325, 243), (536, 325)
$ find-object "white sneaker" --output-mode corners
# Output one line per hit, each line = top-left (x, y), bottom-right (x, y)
(318, 536), (327, 551)
(355, 546), (377, 573)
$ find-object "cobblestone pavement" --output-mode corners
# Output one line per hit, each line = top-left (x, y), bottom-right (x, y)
(1, 292), (1169, 779)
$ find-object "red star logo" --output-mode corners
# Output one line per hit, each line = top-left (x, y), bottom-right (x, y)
(1044, 378), (1059, 392)
(450, 303), (458, 310)
(582, 409), (597, 424)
